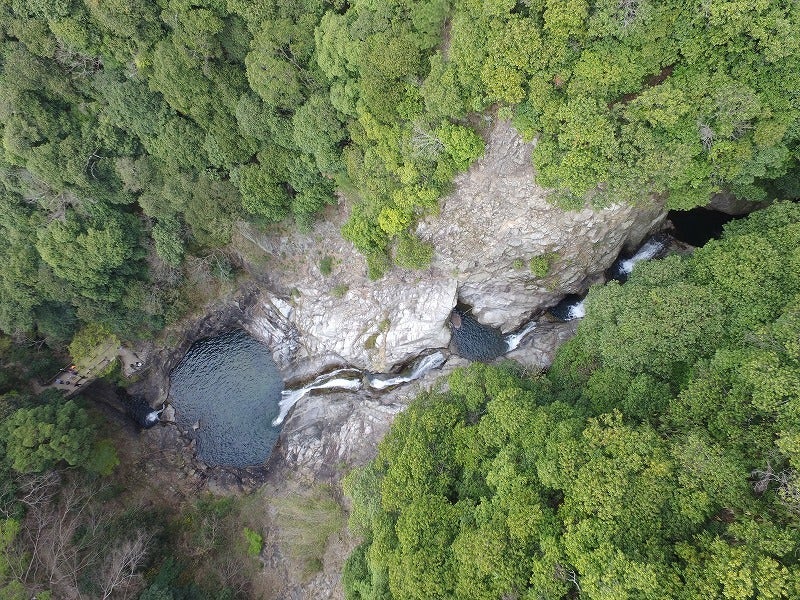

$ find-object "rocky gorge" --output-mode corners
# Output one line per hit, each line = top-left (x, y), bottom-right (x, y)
(238, 120), (666, 376)
(130, 118), (672, 486)
(233, 120), (666, 475)
(111, 118), (695, 599)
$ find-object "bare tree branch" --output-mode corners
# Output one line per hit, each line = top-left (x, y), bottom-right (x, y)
(619, 0), (639, 26)
(697, 121), (715, 151)
(14, 474), (111, 599)
(752, 462), (800, 515)
(99, 530), (152, 600)
(410, 123), (444, 160)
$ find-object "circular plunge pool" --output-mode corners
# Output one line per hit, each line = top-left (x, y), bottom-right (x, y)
(169, 329), (283, 467)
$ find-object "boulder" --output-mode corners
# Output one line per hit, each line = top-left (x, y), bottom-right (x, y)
(505, 320), (580, 372)
(707, 191), (770, 215)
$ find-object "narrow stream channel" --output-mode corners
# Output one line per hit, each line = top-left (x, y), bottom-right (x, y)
(164, 227), (724, 467)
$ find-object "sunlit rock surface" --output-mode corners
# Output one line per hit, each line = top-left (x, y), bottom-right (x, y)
(418, 119), (667, 330)
(241, 119), (665, 374)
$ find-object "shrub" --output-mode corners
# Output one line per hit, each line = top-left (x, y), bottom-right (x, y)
(243, 527), (263, 557)
(331, 284), (349, 298)
(319, 256), (334, 276)
(529, 252), (558, 277)
(366, 252), (390, 280)
(68, 323), (119, 372)
(394, 233), (434, 270)
(364, 333), (379, 350)
(85, 439), (120, 475)
(271, 486), (345, 581)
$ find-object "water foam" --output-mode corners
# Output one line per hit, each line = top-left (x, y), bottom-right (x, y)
(368, 351), (446, 390)
(567, 300), (586, 320)
(273, 369), (363, 425)
(504, 321), (538, 352)
(619, 238), (665, 275)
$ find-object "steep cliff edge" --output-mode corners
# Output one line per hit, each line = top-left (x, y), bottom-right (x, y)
(239, 119), (666, 374)
(133, 119), (670, 600)
(420, 120), (666, 329)
(140, 119), (668, 482)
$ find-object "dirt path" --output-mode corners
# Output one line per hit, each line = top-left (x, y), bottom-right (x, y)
(38, 343), (148, 397)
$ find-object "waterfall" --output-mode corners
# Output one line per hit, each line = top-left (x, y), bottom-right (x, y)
(273, 369), (363, 425)
(367, 351), (446, 390)
(550, 294), (587, 322)
(567, 299), (585, 320)
(120, 393), (164, 429)
(266, 236), (680, 429)
(619, 238), (665, 274)
(504, 321), (538, 352)
(272, 236), (672, 425)
(609, 237), (666, 282)
(144, 403), (166, 426)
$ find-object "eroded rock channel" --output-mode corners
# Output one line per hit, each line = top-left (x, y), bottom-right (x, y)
(135, 119), (679, 478)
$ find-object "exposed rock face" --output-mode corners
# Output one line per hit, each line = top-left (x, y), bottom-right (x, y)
(505, 320), (580, 371)
(238, 228), (458, 374)
(278, 356), (471, 480)
(280, 392), (404, 480)
(137, 120), (670, 600)
(288, 278), (457, 373)
(418, 120), (666, 330)
(140, 118), (670, 486)
(243, 296), (300, 371)
(279, 320), (582, 481)
(707, 192), (770, 215)
(241, 119), (666, 373)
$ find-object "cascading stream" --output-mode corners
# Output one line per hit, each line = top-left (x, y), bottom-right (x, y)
(164, 234), (672, 466)
(272, 368), (363, 426)
(549, 234), (668, 322)
(367, 351), (447, 391)
(274, 235), (671, 428)
(549, 295), (586, 322)
(607, 236), (668, 282)
(504, 321), (538, 352)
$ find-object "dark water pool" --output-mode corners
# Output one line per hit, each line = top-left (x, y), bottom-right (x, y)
(450, 309), (507, 362)
(169, 329), (283, 467)
(549, 294), (586, 322)
(120, 392), (160, 429)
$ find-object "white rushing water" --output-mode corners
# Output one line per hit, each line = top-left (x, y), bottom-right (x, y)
(145, 403), (166, 426)
(619, 238), (665, 275)
(567, 300), (586, 320)
(504, 321), (538, 352)
(272, 369), (363, 425)
(367, 351), (447, 390)
(271, 237), (666, 428)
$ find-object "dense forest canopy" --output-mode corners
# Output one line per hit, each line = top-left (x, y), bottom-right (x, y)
(0, 2), (798, 598)
(0, 0), (798, 344)
(344, 202), (800, 599)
